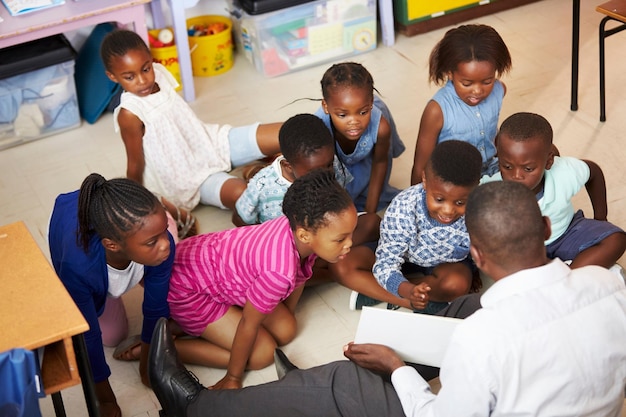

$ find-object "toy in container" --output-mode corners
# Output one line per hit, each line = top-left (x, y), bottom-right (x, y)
(231, 0), (377, 77)
(186, 15), (234, 77)
(149, 28), (182, 91)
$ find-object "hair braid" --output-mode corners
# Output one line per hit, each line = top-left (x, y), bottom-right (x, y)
(282, 169), (353, 232)
(77, 173), (160, 251)
(320, 62), (377, 101)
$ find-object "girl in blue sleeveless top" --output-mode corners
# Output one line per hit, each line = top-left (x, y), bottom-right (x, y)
(411, 24), (512, 185)
(315, 62), (405, 214)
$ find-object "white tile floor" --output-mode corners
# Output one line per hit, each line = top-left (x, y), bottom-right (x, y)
(1, 0), (624, 414)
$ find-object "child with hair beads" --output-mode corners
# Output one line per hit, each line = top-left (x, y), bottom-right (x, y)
(48, 173), (175, 417)
(487, 112), (626, 268)
(100, 29), (282, 238)
(375, 140), (483, 314)
(233, 113), (352, 226)
(411, 24), (512, 185)
(167, 169), (357, 390)
(315, 62), (405, 213)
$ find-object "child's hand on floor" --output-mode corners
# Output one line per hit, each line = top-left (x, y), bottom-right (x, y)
(209, 373), (243, 390)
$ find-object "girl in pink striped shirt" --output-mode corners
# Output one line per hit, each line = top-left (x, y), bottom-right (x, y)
(167, 169), (358, 389)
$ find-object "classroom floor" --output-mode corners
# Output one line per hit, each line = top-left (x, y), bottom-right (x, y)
(1, 0), (624, 414)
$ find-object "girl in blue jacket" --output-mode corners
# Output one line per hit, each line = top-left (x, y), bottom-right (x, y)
(48, 173), (174, 417)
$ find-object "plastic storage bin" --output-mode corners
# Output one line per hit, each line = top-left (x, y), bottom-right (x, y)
(231, 0), (377, 77)
(0, 35), (80, 150)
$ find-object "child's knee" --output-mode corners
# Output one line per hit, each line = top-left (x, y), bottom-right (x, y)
(247, 338), (277, 370)
(433, 264), (472, 300)
(271, 314), (298, 346)
(219, 178), (247, 210)
(613, 232), (626, 252)
(328, 255), (373, 286)
(439, 276), (472, 299)
(329, 260), (351, 282)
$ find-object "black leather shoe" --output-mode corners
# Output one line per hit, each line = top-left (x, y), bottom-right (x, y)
(274, 348), (298, 379)
(149, 318), (204, 417)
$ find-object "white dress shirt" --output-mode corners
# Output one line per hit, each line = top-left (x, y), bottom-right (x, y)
(391, 259), (626, 416)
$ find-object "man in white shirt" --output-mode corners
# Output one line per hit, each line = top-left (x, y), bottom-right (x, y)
(149, 181), (626, 417)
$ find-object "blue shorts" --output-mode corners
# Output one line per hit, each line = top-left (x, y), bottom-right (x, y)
(400, 257), (477, 277)
(547, 210), (625, 261)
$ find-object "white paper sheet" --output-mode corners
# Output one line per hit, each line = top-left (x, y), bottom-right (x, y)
(354, 307), (462, 367)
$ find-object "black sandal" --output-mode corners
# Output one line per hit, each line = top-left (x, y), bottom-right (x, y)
(175, 206), (197, 239)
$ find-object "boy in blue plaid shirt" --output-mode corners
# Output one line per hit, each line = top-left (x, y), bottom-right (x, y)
(373, 140), (482, 314)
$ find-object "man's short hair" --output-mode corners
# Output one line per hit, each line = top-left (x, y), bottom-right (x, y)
(466, 181), (545, 259)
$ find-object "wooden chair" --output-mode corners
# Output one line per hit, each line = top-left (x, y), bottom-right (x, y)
(597, 0), (626, 121)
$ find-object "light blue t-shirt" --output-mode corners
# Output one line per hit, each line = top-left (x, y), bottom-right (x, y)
(481, 156), (590, 244)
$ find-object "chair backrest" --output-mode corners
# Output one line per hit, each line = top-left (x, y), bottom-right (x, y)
(0, 348), (42, 417)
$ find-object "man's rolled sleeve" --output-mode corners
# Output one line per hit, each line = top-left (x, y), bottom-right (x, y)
(391, 366), (436, 417)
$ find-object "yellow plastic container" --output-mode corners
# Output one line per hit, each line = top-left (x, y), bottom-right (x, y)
(186, 15), (234, 77)
(149, 28), (182, 91)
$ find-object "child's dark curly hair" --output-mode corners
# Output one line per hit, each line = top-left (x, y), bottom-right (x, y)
(100, 29), (150, 72)
(497, 112), (553, 147)
(279, 114), (334, 163)
(282, 169), (353, 232)
(428, 140), (482, 187)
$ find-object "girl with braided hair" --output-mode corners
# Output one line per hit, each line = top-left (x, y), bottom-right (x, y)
(48, 173), (175, 417)
(166, 169), (357, 390)
(315, 62), (405, 214)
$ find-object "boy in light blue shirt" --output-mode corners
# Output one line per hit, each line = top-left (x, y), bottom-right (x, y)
(485, 112), (626, 267)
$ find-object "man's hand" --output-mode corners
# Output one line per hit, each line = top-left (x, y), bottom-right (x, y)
(343, 343), (406, 375)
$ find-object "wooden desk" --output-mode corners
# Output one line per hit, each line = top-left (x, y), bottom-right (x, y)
(0, 0), (151, 49)
(0, 221), (98, 417)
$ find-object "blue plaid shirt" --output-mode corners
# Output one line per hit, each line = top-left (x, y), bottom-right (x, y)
(373, 184), (470, 296)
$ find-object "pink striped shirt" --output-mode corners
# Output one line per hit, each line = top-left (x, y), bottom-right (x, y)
(168, 216), (316, 335)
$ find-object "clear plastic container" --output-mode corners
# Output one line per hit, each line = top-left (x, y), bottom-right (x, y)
(231, 0), (377, 77)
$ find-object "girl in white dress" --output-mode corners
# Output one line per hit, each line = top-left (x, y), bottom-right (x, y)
(101, 29), (282, 238)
